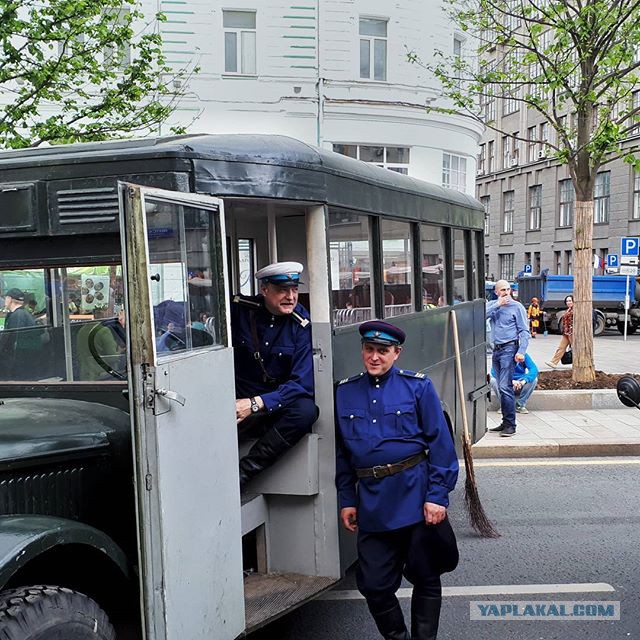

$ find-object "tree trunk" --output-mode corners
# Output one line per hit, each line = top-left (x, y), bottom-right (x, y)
(572, 199), (596, 382)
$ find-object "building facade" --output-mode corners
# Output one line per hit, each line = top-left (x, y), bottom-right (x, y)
(151, 0), (482, 190)
(477, 107), (640, 282)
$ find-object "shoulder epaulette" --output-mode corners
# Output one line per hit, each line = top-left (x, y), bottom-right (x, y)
(398, 369), (426, 379)
(338, 372), (365, 385)
(233, 295), (261, 308)
(291, 311), (310, 328)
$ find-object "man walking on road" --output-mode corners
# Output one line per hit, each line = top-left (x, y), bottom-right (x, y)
(486, 280), (530, 437)
(335, 321), (459, 640)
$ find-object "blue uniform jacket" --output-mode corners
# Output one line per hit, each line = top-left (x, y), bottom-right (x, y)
(231, 295), (314, 413)
(335, 366), (459, 532)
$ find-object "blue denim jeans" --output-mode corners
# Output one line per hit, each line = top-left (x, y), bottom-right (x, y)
(490, 376), (538, 410)
(491, 342), (518, 427)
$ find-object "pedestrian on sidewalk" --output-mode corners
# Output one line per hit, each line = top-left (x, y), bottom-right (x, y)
(335, 320), (459, 640)
(485, 280), (531, 437)
(527, 297), (542, 338)
(489, 353), (539, 416)
(546, 295), (573, 369)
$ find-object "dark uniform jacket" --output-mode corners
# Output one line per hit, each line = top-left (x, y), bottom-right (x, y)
(231, 295), (314, 413)
(335, 366), (458, 532)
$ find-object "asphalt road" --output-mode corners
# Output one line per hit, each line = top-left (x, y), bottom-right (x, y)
(252, 457), (640, 639)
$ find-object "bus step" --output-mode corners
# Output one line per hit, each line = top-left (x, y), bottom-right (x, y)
(244, 572), (336, 632)
(240, 493), (267, 535)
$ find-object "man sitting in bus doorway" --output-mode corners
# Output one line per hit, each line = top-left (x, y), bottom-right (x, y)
(335, 320), (459, 640)
(486, 280), (530, 437)
(232, 261), (318, 490)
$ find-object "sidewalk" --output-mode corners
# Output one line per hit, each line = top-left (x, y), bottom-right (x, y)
(476, 331), (640, 458)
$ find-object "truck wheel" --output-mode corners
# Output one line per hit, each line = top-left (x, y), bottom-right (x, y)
(0, 585), (115, 640)
(593, 311), (606, 336)
(617, 321), (638, 335)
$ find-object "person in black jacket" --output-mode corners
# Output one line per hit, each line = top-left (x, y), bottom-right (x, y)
(0, 288), (40, 380)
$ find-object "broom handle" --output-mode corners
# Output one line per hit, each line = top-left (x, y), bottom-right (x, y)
(450, 309), (471, 444)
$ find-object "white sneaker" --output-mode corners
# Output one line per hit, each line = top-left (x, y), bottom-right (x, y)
(516, 405), (529, 414)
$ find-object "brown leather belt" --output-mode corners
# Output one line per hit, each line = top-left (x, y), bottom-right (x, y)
(356, 451), (428, 480)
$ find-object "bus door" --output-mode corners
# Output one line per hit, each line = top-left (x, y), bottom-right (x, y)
(118, 184), (244, 640)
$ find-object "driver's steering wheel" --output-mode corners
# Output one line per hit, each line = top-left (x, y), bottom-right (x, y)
(87, 322), (127, 380)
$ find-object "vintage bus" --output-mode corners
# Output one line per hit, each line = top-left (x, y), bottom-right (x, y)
(0, 135), (487, 639)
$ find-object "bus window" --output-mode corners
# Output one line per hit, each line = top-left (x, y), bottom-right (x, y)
(238, 238), (256, 296)
(381, 219), (414, 318)
(420, 224), (445, 308)
(147, 198), (223, 352)
(328, 211), (373, 327)
(471, 230), (481, 300)
(453, 228), (468, 303)
(0, 265), (126, 382)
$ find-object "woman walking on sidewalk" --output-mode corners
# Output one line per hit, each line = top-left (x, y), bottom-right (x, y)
(546, 295), (573, 368)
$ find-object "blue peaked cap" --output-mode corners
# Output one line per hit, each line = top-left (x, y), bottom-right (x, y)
(359, 320), (406, 346)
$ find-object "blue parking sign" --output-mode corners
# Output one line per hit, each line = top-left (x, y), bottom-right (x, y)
(607, 254), (619, 268)
(621, 237), (639, 257)
(523, 264), (532, 273)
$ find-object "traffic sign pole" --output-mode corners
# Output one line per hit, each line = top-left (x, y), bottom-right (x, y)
(624, 275), (630, 342)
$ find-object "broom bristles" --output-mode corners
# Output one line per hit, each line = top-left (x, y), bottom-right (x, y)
(463, 437), (500, 538)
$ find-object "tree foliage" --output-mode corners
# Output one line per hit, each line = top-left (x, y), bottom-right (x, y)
(411, 0), (640, 381)
(0, 0), (194, 148)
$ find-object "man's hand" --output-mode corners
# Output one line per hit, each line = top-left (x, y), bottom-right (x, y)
(236, 398), (252, 423)
(498, 295), (511, 306)
(341, 507), (358, 532)
(514, 353), (525, 363)
(424, 502), (446, 525)
(512, 379), (524, 391)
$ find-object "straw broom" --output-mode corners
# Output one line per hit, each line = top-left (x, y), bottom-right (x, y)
(450, 309), (500, 538)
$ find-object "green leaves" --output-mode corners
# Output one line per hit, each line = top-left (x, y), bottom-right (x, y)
(0, 0), (194, 147)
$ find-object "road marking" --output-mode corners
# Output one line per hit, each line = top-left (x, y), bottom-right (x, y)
(470, 459), (640, 468)
(318, 583), (615, 601)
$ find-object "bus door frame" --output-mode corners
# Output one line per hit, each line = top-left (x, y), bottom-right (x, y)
(118, 183), (245, 640)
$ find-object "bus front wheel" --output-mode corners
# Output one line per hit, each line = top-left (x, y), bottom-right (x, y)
(617, 321), (638, 335)
(0, 585), (115, 640)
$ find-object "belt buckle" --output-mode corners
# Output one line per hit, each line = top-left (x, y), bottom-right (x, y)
(372, 464), (390, 479)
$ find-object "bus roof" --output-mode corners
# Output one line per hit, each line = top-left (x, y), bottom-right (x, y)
(0, 134), (484, 229)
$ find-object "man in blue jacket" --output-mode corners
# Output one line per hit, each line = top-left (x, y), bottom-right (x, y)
(232, 261), (318, 489)
(335, 320), (459, 640)
(486, 280), (530, 437)
(489, 353), (539, 415)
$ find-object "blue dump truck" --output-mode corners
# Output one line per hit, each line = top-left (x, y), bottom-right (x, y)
(517, 272), (640, 335)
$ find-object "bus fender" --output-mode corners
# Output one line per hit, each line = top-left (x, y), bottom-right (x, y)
(0, 515), (129, 591)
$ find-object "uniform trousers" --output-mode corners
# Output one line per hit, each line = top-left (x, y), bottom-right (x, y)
(356, 519), (458, 615)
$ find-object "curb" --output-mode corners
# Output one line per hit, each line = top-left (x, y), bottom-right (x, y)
(472, 438), (640, 459)
(513, 389), (620, 411)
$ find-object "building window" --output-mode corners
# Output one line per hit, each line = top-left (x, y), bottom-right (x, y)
(481, 195), (490, 235)
(528, 185), (542, 230)
(360, 17), (387, 81)
(453, 35), (464, 89)
(442, 153), (467, 192)
(534, 251), (541, 275)
(333, 144), (410, 174)
(502, 135), (512, 169)
(223, 10), (257, 75)
(104, 8), (131, 68)
(554, 250), (562, 274)
(502, 190), (514, 233)
(478, 144), (486, 174)
(633, 170), (640, 219)
(559, 179), (574, 227)
(485, 254), (490, 279)
(594, 171), (610, 224)
(487, 140), (495, 172)
(500, 253), (514, 280)
(539, 122), (549, 157)
(565, 250), (573, 275)
(527, 126), (536, 163)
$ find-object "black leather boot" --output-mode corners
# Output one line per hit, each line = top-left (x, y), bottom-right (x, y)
(239, 427), (291, 489)
(411, 593), (441, 640)
(370, 602), (411, 640)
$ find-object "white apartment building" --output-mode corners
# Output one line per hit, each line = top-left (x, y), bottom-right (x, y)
(152, 0), (483, 190)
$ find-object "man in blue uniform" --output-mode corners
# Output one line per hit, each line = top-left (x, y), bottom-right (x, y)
(232, 261), (318, 489)
(335, 321), (459, 640)
(486, 280), (530, 437)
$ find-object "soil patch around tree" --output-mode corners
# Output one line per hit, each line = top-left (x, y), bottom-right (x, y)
(538, 370), (640, 391)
